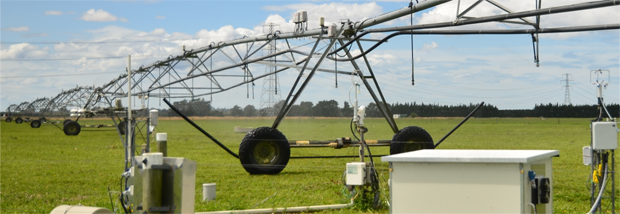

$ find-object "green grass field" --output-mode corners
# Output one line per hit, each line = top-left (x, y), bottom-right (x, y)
(1, 117), (618, 213)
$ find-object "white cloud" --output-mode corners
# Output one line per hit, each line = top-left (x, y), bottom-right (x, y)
(80, 9), (118, 22)
(20, 78), (39, 85)
(421, 42), (438, 52)
(120, 17), (129, 22)
(261, 2), (384, 29)
(367, 53), (400, 66)
(150, 28), (167, 35)
(156, 15), (165, 19)
(0, 43), (49, 60)
(44, 10), (62, 15)
(3, 26), (29, 32)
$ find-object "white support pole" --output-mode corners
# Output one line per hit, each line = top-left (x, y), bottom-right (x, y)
(127, 55), (133, 164)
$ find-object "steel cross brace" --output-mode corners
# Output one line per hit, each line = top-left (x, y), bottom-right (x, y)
(351, 39), (399, 133)
(272, 27), (344, 129)
(333, 39), (399, 133)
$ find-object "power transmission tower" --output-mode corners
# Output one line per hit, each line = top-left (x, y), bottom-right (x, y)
(561, 73), (573, 105)
(259, 23), (282, 116)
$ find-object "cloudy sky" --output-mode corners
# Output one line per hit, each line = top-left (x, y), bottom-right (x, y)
(1, 0), (619, 113)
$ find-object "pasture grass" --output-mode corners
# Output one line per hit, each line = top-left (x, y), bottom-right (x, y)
(1, 117), (618, 213)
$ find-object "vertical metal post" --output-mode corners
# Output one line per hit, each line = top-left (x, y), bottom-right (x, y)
(157, 133), (168, 157)
(590, 122), (596, 207)
(612, 149), (616, 213)
(146, 117), (150, 153)
(127, 55), (133, 166)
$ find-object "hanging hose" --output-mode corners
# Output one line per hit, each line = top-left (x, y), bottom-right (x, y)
(588, 163), (608, 214)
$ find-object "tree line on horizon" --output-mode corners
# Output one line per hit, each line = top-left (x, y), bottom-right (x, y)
(161, 98), (619, 118)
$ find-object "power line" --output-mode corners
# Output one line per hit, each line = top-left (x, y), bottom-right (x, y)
(0, 34), (255, 45)
(1, 71), (122, 79)
(1, 56), (125, 61)
(0, 54), (165, 61)
(0, 39), (202, 45)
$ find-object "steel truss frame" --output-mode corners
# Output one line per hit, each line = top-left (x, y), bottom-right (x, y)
(95, 0), (616, 135)
(12, 0), (618, 137)
(5, 104), (18, 117)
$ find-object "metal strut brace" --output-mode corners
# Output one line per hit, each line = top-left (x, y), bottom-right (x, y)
(434, 101), (485, 148)
(162, 98), (239, 159)
(350, 40), (399, 133)
(272, 27), (344, 129)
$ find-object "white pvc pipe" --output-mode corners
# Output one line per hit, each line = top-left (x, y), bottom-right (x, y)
(195, 199), (353, 214)
(127, 55), (132, 164)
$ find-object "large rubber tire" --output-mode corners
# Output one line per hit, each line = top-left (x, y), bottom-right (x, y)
(63, 121), (81, 136)
(63, 119), (72, 126)
(15, 117), (23, 124)
(390, 126), (434, 155)
(117, 121), (126, 135)
(30, 120), (41, 128)
(5, 117), (12, 123)
(239, 127), (290, 175)
(39, 117), (47, 123)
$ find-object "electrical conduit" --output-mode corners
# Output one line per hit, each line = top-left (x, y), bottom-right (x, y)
(587, 163), (608, 214)
(195, 199), (354, 214)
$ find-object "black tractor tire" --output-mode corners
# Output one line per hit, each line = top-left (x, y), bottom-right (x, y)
(15, 117), (23, 124)
(39, 117), (47, 123)
(239, 127), (290, 175)
(117, 121), (126, 135)
(390, 126), (434, 155)
(63, 121), (81, 136)
(30, 120), (41, 128)
(5, 117), (12, 123)
(63, 119), (72, 126)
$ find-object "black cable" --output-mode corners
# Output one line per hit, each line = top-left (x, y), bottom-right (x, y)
(119, 177), (128, 214)
(350, 119), (360, 141)
(360, 127), (381, 207)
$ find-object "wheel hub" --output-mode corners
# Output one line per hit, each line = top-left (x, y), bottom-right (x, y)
(254, 141), (278, 164)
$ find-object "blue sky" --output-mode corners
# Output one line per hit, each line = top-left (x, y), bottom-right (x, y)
(1, 0), (619, 112)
